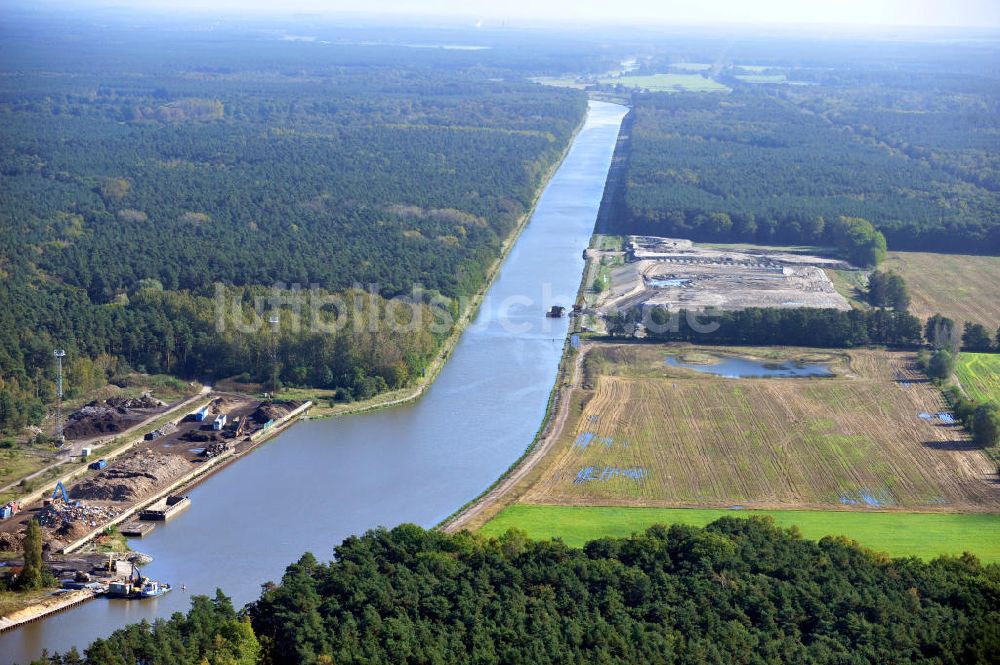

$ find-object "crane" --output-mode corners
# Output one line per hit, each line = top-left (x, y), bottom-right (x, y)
(51, 480), (70, 503)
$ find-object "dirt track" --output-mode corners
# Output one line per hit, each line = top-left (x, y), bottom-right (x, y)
(441, 343), (590, 533)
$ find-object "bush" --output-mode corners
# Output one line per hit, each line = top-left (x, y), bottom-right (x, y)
(927, 349), (956, 381)
(972, 404), (1000, 448)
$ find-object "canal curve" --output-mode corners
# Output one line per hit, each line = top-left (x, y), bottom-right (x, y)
(1, 100), (627, 664)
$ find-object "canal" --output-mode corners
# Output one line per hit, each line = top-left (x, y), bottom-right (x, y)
(2, 100), (627, 663)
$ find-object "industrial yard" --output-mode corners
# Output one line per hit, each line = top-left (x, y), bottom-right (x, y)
(594, 236), (852, 315)
(0, 392), (311, 633)
(0, 395), (306, 553)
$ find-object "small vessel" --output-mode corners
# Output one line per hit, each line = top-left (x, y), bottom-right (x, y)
(139, 495), (191, 521)
(140, 580), (171, 598)
(106, 563), (172, 599)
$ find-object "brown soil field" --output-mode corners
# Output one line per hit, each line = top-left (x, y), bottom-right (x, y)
(520, 344), (1000, 512)
(882, 251), (1000, 329)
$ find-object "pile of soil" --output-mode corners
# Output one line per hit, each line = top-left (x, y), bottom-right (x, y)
(64, 405), (129, 439)
(182, 431), (219, 443)
(70, 451), (190, 502)
(106, 395), (162, 410)
(64, 396), (162, 440)
(251, 400), (301, 424)
(0, 531), (22, 551)
(53, 519), (91, 541)
(209, 396), (242, 414)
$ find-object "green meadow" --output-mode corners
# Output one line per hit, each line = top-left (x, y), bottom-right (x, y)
(480, 504), (1000, 563)
(957, 352), (1000, 405)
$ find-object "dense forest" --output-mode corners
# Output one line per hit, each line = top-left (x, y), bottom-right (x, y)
(602, 70), (1000, 254)
(29, 519), (1000, 664)
(612, 306), (924, 348)
(0, 19), (591, 432)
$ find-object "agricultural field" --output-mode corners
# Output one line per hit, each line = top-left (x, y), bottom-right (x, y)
(956, 353), (1000, 405)
(480, 504), (1000, 562)
(882, 251), (1000, 329)
(519, 344), (1000, 511)
(599, 73), (730, 93)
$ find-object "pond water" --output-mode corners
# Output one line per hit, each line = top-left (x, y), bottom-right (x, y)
(665, 354), (834, 378)
(647, 277), (691, 287)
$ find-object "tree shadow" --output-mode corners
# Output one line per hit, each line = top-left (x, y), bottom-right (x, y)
(922, 439), (981, 452)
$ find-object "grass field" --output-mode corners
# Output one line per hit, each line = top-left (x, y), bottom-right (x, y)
(479, 504), (1000, 562)
(600, 73), (730, 93)
(956, 353), (1000, 405)
(519, 344), (999, 511)
(882, 251), (1000, 329)
(824, 268), (869, 309)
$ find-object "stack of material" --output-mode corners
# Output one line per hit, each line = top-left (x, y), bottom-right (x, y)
(200, 441), (229, 458)
(65, 396), (165, 440)
(70, 451), (190, 502)
(0, 532), (22, 550)
(37, 501), (120, 535)
(145, 421), (178, 441)
(251, 400), (301, 424)
(105, 395), (161, 410)
(64, 405), (127, 438)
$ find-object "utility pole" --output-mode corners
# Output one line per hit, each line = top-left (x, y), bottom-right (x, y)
(53, 349), (66, 445)
(268, 314), (280, 396)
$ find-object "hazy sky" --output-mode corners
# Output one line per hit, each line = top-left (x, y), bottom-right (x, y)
(41, 0), (1000, 28)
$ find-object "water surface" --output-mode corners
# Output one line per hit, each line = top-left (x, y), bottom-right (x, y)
(666, 354), (834, 378)
(1, 101), (627, 664)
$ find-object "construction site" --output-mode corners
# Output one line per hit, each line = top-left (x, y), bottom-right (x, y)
(0, 391), (311, 633)
(593, 236), (852, 316)
(0, 395), (307, 554)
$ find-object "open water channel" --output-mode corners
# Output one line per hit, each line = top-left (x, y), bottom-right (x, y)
(2, 100), (628, 664)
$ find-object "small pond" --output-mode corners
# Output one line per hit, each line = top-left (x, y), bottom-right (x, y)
(647, 277), (691, 288)
(665, 353), (834, 378)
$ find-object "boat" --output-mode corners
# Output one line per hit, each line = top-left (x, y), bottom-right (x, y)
(106, 562), (172, 599)
(140, 580), (171, 598)
(139, 494), (191, 521)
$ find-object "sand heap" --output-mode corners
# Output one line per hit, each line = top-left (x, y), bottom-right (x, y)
(71, 451), (190, 502)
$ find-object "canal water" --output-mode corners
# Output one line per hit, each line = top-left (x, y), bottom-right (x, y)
(2, 100), (627, 663)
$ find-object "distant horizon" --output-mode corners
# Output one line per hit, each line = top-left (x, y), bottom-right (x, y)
(6, 0), (1000, 30)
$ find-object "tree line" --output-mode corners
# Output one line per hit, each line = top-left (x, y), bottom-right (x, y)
(604, 88), (1000, 255)
(921, 314), (1000, 450)
(29, 519), (1000, 664)
(611, 306), (924, 348)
